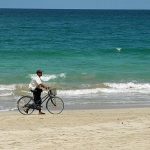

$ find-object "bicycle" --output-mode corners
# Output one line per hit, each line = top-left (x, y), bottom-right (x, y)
(17, 89), (64, 115)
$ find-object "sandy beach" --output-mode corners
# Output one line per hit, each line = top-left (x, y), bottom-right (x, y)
(0, 108), (150, 150)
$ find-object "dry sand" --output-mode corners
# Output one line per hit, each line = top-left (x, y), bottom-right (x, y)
(0, 108), (150, 150)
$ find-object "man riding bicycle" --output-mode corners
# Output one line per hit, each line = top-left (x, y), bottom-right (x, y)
(29, 69), (49, 115)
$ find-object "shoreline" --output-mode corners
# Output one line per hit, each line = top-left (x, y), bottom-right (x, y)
(0, 107), (150, 150)
(0, 104), (150, 113)
(0, 106), (150, 114)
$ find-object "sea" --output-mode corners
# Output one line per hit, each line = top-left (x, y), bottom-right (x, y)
(0, 9), (150, 111)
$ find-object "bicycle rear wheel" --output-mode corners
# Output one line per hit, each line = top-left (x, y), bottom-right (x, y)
(46, 97), (64, 114)
(17, 96), (35, 115)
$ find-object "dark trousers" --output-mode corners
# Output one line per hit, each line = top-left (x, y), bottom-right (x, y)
(33, 88), (43, 107)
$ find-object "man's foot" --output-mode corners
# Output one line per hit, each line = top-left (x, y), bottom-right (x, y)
(39, 111), (45, 115)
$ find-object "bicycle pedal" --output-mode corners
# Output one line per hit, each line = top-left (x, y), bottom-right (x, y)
(24, 108), (29, 114)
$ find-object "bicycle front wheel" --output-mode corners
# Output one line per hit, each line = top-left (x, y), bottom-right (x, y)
(46, 97), (64, 114)
(17, 96), (35, 115)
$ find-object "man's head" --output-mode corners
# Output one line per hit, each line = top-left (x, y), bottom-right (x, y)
(36, 69), (42, 77)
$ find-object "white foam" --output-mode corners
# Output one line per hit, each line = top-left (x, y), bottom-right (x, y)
(0, 85), (16, 91)
(0, 92), (13, 97)
(104, 82), (150, 93)
(58, 82), (150, 97)
(58, 88), (102, 96)
(0, 85), (15, 97)
(104, 82), (150, 89)
(41, 75), (57, 81)
(30, 73), (66, 81)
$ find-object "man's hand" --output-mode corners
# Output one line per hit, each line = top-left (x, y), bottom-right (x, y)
(39, 84), (49, 90)
(46, 86), (50, 90)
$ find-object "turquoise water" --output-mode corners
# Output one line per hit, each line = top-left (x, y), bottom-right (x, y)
(0, 9), (150, 111)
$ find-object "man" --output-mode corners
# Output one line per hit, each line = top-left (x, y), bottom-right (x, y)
(29, 69), (49, 114)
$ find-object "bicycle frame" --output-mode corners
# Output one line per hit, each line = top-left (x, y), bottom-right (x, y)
(40, 93), (51, 105)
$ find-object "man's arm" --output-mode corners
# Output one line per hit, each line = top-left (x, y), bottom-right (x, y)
(38, 83), (49, 89)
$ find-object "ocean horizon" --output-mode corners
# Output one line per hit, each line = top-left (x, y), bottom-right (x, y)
(0, 9), (150, 111)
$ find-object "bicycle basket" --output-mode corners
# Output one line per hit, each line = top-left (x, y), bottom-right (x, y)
(49, 89), (57, 96)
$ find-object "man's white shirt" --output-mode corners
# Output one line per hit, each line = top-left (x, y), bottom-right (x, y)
(29, 75), (42, 90)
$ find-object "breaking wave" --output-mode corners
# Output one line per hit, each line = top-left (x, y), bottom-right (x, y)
(29, 73), (66, 81)
(0, 82), (150, 98)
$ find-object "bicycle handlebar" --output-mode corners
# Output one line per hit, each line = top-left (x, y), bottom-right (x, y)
(48, 88), (57, 96)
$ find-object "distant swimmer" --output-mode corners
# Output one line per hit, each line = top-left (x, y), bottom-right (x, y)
(116, 48), (122, 52)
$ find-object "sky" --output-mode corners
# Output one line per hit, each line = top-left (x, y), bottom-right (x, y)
(0, 0), (150, 9)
